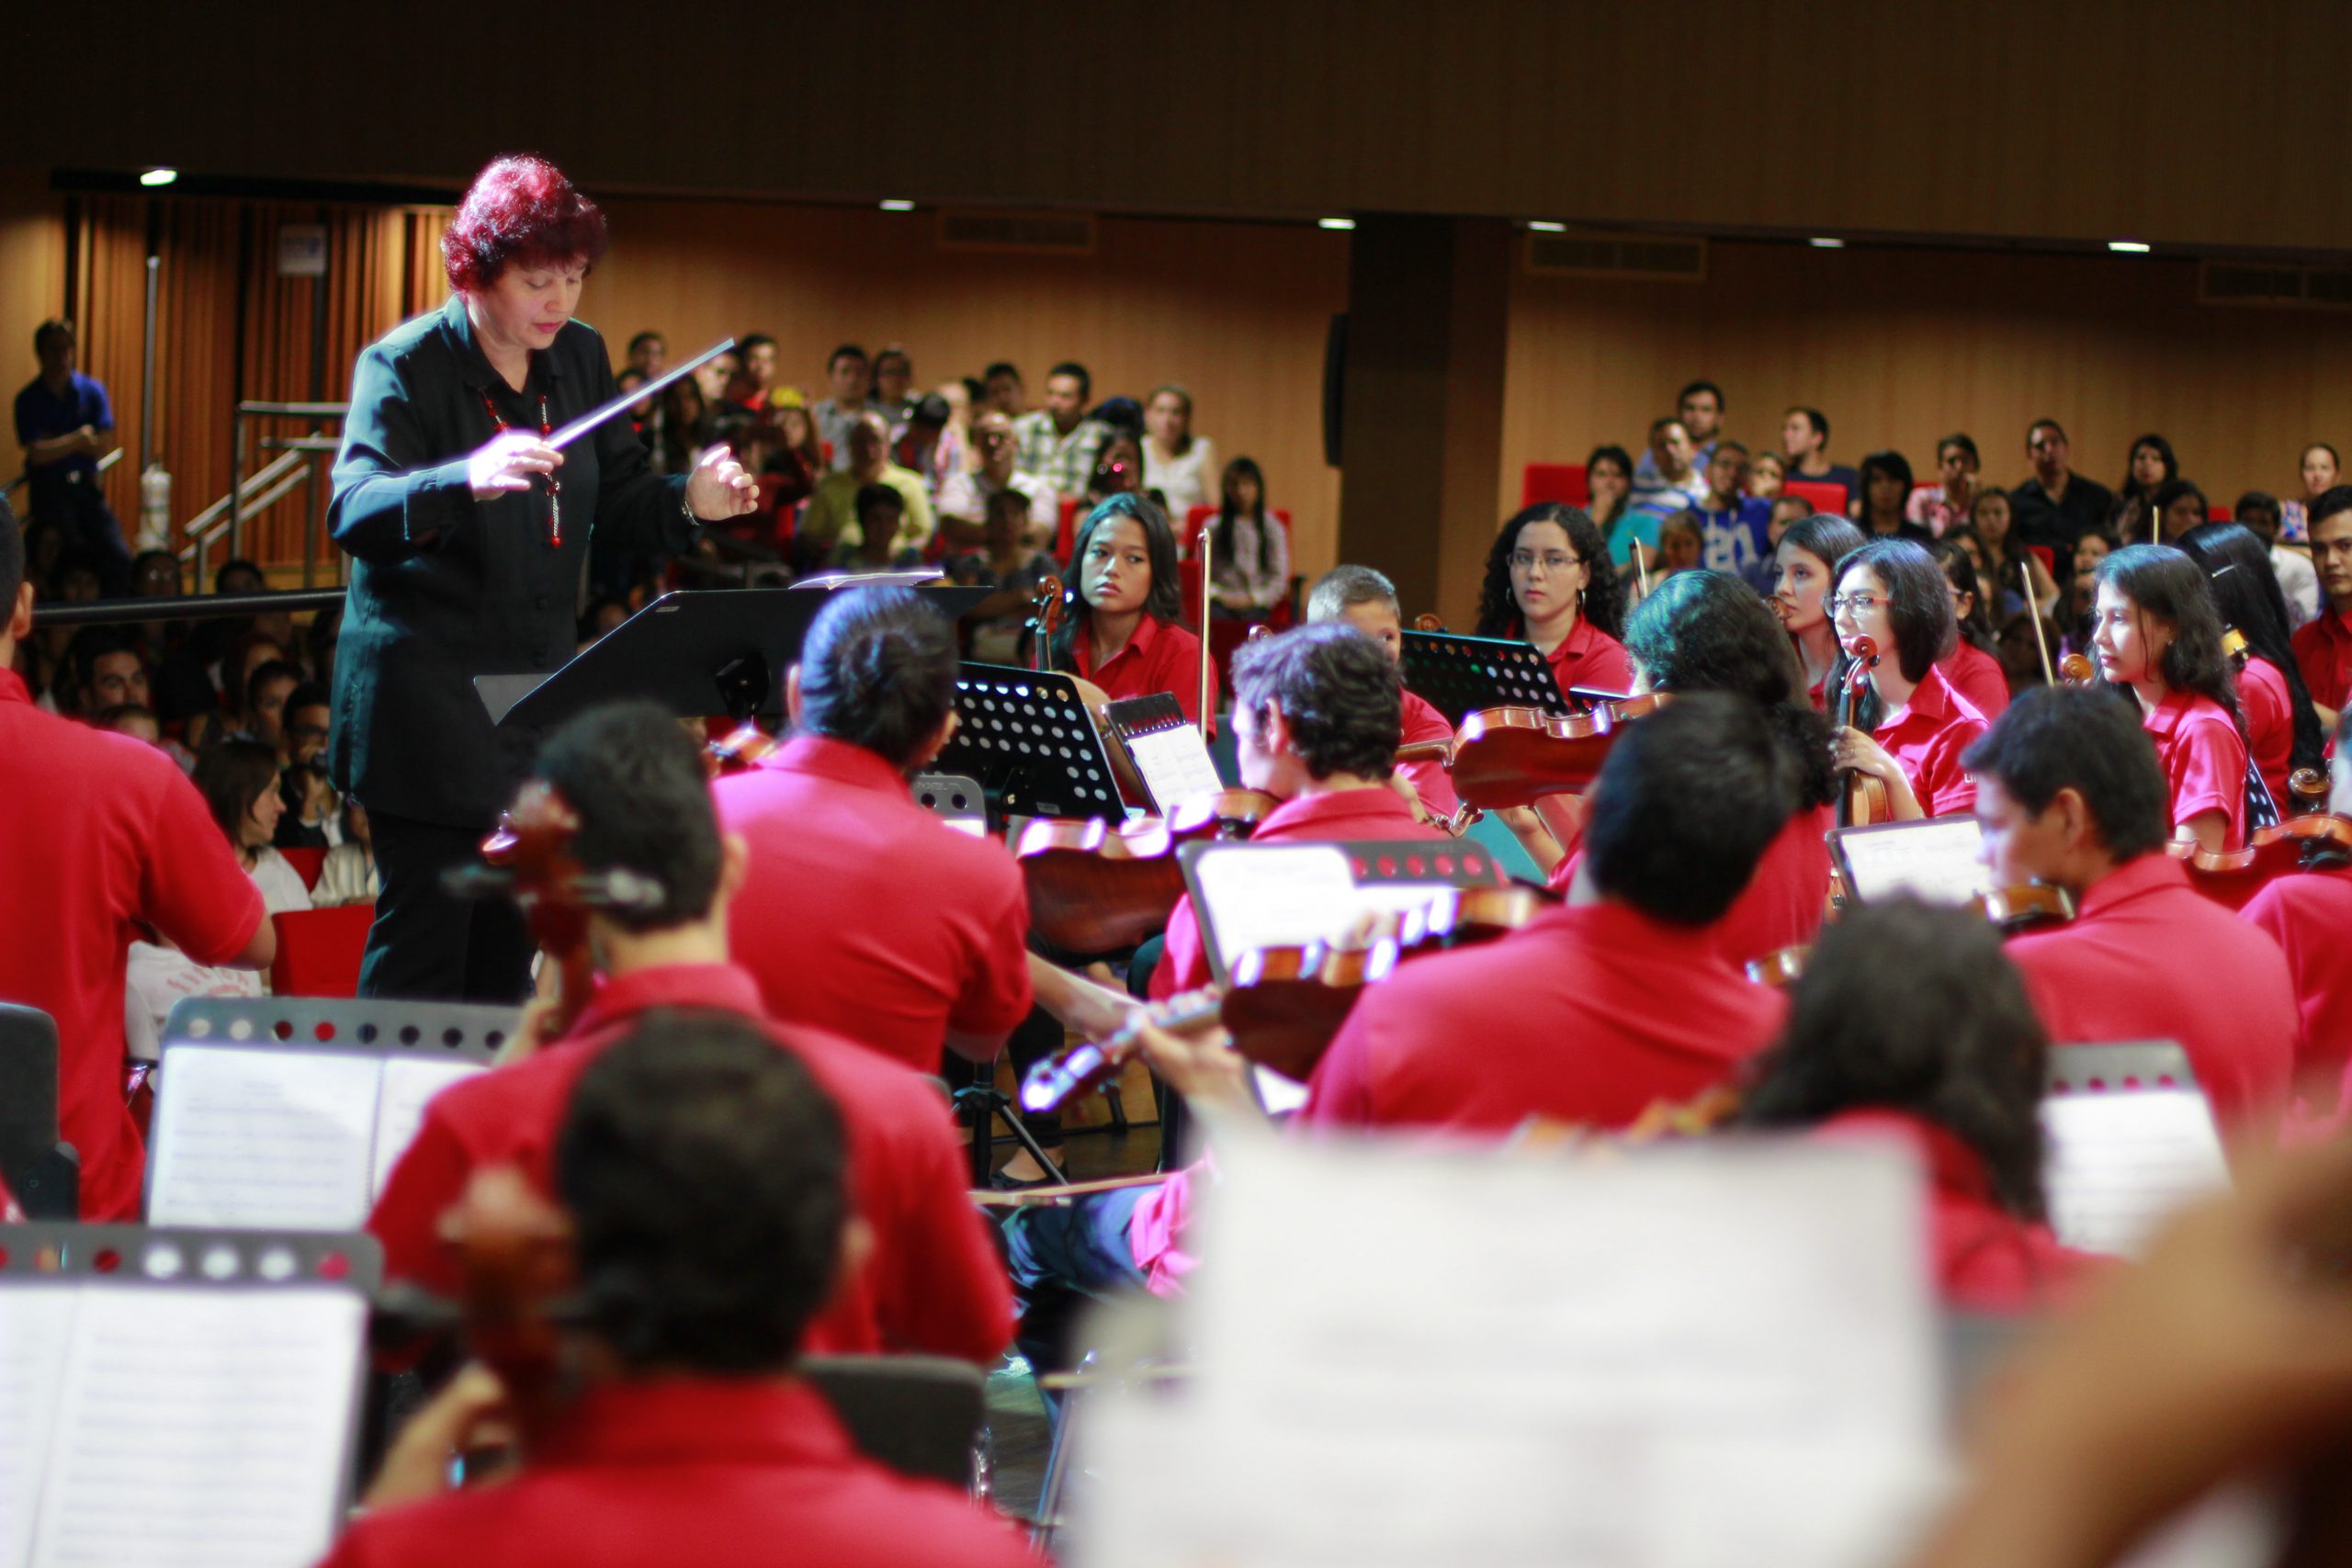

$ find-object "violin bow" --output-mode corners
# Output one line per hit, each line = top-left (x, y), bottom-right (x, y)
(2025, 558), (2055, 685)
(1195, 520), (1214, 739)
(1634, 537), (1653, 601)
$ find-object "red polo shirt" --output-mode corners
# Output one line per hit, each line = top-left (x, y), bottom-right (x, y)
(2292, 606), (2352, 711)
(2007, 854), (2296, 1138)
(2238, 655), (2294, 813)
(1396, 688), (1461, 819)
(1151, 786), (1442, 1001)
(1939, 639), (2010, 719)
(2143, 689), (2247, 850)
(714, 737), (1032, 1071)
(1809, 1110), (2096, 1312)
(0, 668), (265, 1220)
(368, 963), (1012, 1365)
(1301, 899), (1786, 1133)
(1528, 616), (1634, 703)
(315, 1376), (1033, 1568)
(2241, 865), (2352, 1115)
(1872, 663), (1989, 818)
(1071, 612), (1219, 729)
(1544, 803), (1833, 971)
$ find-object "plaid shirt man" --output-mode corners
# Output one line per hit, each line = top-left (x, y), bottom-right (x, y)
(1012, 410), (1108, 499)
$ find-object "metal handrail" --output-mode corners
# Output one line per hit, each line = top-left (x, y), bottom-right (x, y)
(182, 448), (308, 541)
(238, 401), (349, 419)
(30, 587), (346, 629)
(179, 468), (311, 564)
(3, 446), (122, 503)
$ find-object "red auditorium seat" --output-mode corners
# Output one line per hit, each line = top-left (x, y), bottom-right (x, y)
(268, 905), (375, 998)
(1056, 496), (1081, 562)
(1781, 479), (1851, 516)
(2208, 504), (2232, 524)
(1520, 464), (1589, 509)
(2026, 545), (2056, 577)
(277, 847), (327, 891)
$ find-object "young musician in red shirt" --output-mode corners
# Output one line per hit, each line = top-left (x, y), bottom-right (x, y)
(2241, 708), (2352, 1120)
(714, 586), (1034, 1073)
(2291, 484), (2352, 725)
(1474, 502), (1633, 701)
(1827, 538), (1992, 819)
(1049, 492), (1217, 728)
(370, 703), (1012, 1366)
(1151, 621), (1442, 1000)
(330, 1017), (1032, 1568)
(1737, 900), (2095, 1309)
(1770, 513), (1866, 711)
(1933, 537), (2011, 718)
(0, 501), (273, 1219)
(1306, 563), (1460, 822)
(2091, 544), (2252, 853)
(1302, 693), (1791, 1134)
(2177, 521), (2325, 817)
(1963, 686), (2296, 1140)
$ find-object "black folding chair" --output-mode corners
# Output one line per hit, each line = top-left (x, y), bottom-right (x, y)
(0, 1002), (79, 1217)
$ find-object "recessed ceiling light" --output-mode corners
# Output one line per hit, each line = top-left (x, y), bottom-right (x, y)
(1809, 237), (1845, 248)
(878, 199), (915, 212)
(1317, 217), (1356, 231)
(2109, 240), (2152, 254)
(139, 168), (178, 187)
(1528, 220), (1566, 233)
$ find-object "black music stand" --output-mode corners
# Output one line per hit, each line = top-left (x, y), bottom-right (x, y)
(475, 584), (993, 732)
(0, 1002), (76, 1218)
(1398, 628), (1567, 723)
(937, 662), (1126, 825)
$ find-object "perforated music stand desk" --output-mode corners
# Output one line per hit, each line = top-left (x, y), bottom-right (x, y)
(1398, 628), (1568, 725)
(936, 661), (1127, 823)
(475, 584), (992, 731)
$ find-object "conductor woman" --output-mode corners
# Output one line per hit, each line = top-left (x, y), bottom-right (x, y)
(328, 154), (754, 1001)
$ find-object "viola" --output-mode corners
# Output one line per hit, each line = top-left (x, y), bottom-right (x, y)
(1834, 635), (1894, 827)
(435, 1166), (581, 1458)
(705, 719), (781, 777)
(1395, 694), (1669, 812)
(469, 782), (666, 1036)
(1749, 882), (2075, 987)
(2057, 651), (2098, 686)
(1015, 786), (1279, 953)
(2169, 812), (2352, 909)
(1018, 884), (1550, 1111)
(1026, 573), (1065, 673)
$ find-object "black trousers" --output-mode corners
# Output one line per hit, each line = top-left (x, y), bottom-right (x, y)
(356, 809), (535, 1004)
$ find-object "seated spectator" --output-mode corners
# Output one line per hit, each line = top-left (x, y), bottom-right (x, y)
(331, 1015), (1031, 1568)
(2110, 432), (2178, 544)
(690, 344), (738, 411)
(1906, 434), (1982, 538)
(2279, 440), (2339, 543)
(1859, 450), (1933, 541)
(1781, 406), (1862, 514)
(1972, 487), (2062, 626)
(623, 330), (663, 378)
(1585, 444), (1640, 566)
(1013, 361), (1108, 500)
(730, 333), (783, 414)
(65, 626), (148, 719)
(827, 484), (925, 572)
(2009, 419), (2116, 579)
(870, 343), (916, 428)
(1748, 447), (1786, 501)
(1209, 457), (1290, 617)
(312, 798), (379, 908)
(1142, 383), (1217, 516)
(1654, 509), (1704, 577)
(1693, 441), (1771, 577)
(97, 701), (159, 746)
(927, 379), (971, 491)
(982, 360), (1025, 417)
(239, 657), (301, 750)
(809, 343), (874, 470)
(1745, 493), (1813, 595)
(2234, 490), (2321, 629)
(947, 491), (1057, 664)
(798, 412), (935, 571)
(768, 396), (824, 509)
(1087, 427), (1146, 508)
(1736, 899), (2095, 1312)
(889, 392), (952, 494)
(937, 411), (1058, 552)
(1627, 416), (1709, 522)
(2146, 477), (2212, 547)
(1634, 379), (1724, 484)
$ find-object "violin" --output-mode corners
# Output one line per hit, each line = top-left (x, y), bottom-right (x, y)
(1747, 881), (2075, 987)
(1015, 786), (1279, 953)
(2056, 651), (2098, 685)
(1018, 884), (1549, 1111)
(435, 1166), (581, 1457)
(1833, 635), (1894, 826)
(1394, 694), (1669, 812)
(1026, 573), (1065, 673)
(467, 782), (666, 1036)
(2169, 812), (2352, 909)
(705, 719), (781, 777)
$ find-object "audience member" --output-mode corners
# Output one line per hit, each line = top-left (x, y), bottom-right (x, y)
(732, 333), (783, 414)
(2008, 418), (2116, 575)
(1744, 492), (1812, 595)
(2059, 528), (2117, 656)
(798, 412), (935, 568)
(948, 491), (1057, 663)
(623, 329), (663, 378)
(1693, 442), (1771, 578)
(690, 344), (739, 411)
(809, 343), (873, 469)
(2111, 432), (2178, 542)
(982, 359), (1024, 417)
(889, 391), (953, 494)
(827, 482), (925, 572)
(1748, 447), (1786, 501)
(12, 319), (130, 594)
(66, 626), (148, 718)
(1086, 427), (1146, 505)
(2175, 521), (2323, 816)
(1585, 443), (1640, 566)
(1781, 406), (1862, 515)
(1828, 537), (1990, 818)
(1964, 686), (2293, 1139)
(1208, 457), (1290, 616)
(1627, 415), (1708, 525)
(2292, 485), (2352, 725)
(1773, 513), (1868, 708)
(1474, 502), (1633, 699)
(1906, 434), (1982, 538)
(1142, 383), (1217, 516)
(1970, 487), (2060, 625)
(2233, 490), (2320, 628)
(2278, 439), (2338, 542)
(311, 798), (379, 908)
(1633, 379), (1724, 484)
(937, 410), (1058, 548)
(1858, 450), (1932, 541)
(240, 658), (301, 751)
(2144, 477), (2211, 546)
(1306, 563), (1461, 822)
(1013, 361), (1109, 500)
(1654, 509), (1703, 577)
(870, 343), (916, 428)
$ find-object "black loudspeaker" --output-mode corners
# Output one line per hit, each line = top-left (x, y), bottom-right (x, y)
(1320, 312), (1347, 468)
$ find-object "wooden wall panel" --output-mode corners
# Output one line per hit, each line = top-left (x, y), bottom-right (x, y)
(1499, 240), (2352, 537)
(586, 198), (1347, 574)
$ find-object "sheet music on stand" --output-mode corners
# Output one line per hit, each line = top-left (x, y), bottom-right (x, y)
(0, 1225), (378, 1568)
(1827, 818), (1993, 907)
(1397, 628), (1567, 725)
(935, 662), (1126, 822)
(2040, 1041), (2231, 1258)
(1102, 693), (1222, 815)
(145, 998), (510, 1231)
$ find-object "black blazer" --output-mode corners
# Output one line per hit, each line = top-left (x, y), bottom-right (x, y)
(327, 299), (696, 827)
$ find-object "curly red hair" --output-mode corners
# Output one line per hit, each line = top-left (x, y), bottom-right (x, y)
(441, 154), (609, 294)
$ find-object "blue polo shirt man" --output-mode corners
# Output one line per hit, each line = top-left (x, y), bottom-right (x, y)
(13, 319), (130, 592)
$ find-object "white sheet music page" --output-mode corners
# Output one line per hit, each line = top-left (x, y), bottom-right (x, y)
(29, 1284), (364, 1568)
(1838, 818), (1990, 906)
(1069, 1132), (1944, 1568)
(371, 1056), (488, 1200)
(148, 1045), (382, 1230)
(0, 1286), (77, 1568)
(2041, 1089), (2231, 1258)
(1192, 845), (1367, 978)
(1125, 727), (1224, 814)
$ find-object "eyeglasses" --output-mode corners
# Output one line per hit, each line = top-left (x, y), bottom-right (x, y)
(1509, 550), (1583, 573)
(1826, 592), (1886, 615)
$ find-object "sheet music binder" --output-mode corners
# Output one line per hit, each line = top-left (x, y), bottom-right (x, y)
(0, 1224), (379, 1568)
(1179, 838), (1513, 988)
(1397, 628), (1567, 725)
(1101, 692), (1220, 816)
(146, 998), (513, 1231)
(935, 662), (1126, 823)
(2039, 1040), (2229, 1258)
